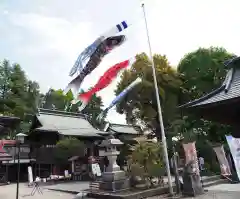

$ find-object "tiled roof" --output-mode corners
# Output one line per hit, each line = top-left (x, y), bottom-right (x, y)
(109, 123), (141, 135)
(34, 109), (108, 137)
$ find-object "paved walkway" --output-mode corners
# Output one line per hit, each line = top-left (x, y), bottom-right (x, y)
(146, 183), (240, 199)
(183, 183), (240, 199)
(45, 181), (90, 193)
(0, 183), (74, 199)
(3, 181), (239, 199)
(184, 191), (240, 199)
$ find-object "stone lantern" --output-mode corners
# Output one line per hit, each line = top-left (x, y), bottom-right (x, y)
(99, 136), (129, 192)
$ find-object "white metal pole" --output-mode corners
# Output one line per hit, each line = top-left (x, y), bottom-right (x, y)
(141, 3), (174, 195)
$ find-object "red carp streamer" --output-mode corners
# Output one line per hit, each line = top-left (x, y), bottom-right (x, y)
(72, 58), (134, 111)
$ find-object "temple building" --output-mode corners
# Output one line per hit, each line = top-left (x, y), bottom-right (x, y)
(0, 108), (142, 183)
(28, 108), (142, 181)
(0, 115), (32, 183)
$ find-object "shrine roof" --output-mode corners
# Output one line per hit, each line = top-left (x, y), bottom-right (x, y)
(179, 56), (240, 108)
(109, 123), (142, 135)
(32, 109), (108, 138)
(0, 115), (20, 128)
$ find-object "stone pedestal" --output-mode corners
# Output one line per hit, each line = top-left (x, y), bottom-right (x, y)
(182, 173), (204, 197)
(100, 178), (130, 192)
(102, 170), (126, 182)
(99, 137), (130, 192)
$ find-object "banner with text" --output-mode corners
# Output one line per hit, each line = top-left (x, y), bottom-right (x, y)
(213, 145), (231, 176)
(226, 135), (240, 180)
(183, 142), (199, 175)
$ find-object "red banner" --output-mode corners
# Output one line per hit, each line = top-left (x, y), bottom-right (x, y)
(213, 145), (231, 176)
(183, 142), (199, 175)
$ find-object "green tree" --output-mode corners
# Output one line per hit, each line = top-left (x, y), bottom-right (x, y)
(0, 60), (14, 113)
(175, 47), (234, 144)
(128, 141), (164, 187)
(42, 89), (72, 110)
(115, 53), (182, 139)
(0, 60), (40, 135)
(42, 89), (104, 127)
(80, 94), (103, 128)
(178, 47), (234, 103)
(54, 137), (85, 164)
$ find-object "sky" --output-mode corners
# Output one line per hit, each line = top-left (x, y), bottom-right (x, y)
(1, 0), (240, 124)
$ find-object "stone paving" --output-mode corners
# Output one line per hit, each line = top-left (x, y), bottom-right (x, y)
(0, 183), (74, 199)
(183, 190), (240, 199)
(2, 181), (240, 199)
(147, 183), (240, 199)
(44, 182), (240, 199)
(45, 181), (89, 193)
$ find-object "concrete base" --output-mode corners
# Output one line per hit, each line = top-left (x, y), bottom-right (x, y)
(87, 185), (173, 199)
(102, 171), (126, 182)
(99, 178), (130, 192)
(183, 174), (204, 197)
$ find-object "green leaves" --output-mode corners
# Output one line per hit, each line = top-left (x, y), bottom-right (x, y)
(115, 53), (182, 135)
(42, 89), (104, 128)
(128, 141), (164, 182)
(0, 59), (40, 135)
(176, 47), (233, 143)
(178, 47), (234, 102)
(55, 137), (86, 164)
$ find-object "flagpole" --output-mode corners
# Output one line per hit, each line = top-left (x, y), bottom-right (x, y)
(141, 3), (174, 195)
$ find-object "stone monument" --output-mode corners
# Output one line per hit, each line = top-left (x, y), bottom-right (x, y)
(99, 136), (129, 192)
(182, 160), (204, 197)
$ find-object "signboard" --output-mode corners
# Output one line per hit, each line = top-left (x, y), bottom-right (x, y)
(74, 161), (82, 174)
(226, 135), (240, 180)
(91, 163), (101, 177)
(213, 145), (231, 176)
(28, 166), (33, 185)
(4, 145), (30, 159)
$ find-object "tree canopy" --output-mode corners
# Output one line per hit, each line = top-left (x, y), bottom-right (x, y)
(0, 60), (40, 135)
(0, 59), (105, 136)
(0, 60), (40, 117)
(115, 47), (235, 145)
(115, 53), (182, 138)
(41, 88), (104, 127)
(176, 47), (234, 143)
(54, 137), (86, 164)
(178, 47), (234, 103)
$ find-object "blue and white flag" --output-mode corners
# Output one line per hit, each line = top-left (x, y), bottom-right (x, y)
(69, 20), (129, 77)
(96, 77), (142, 122)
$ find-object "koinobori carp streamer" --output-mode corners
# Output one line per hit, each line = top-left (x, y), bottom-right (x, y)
(73, 58), (135, 111)
(64, 35), (126, 97)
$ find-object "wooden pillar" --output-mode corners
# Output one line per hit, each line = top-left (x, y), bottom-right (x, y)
(34, 163), (37, 178)
(6, 164), (8, 182)
(71, 161), (75, 173)
(38, 163), (40, 177)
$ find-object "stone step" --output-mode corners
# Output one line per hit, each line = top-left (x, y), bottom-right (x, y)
(90, 182), (100, 190)
(202, 175), (222, 184)
(203, 178), (228, 188)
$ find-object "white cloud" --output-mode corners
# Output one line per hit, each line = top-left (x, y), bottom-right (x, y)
(3, 10), (9, 15)
(10, 13), (93, 61)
